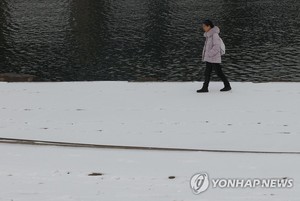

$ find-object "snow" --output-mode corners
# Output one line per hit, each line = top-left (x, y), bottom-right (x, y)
(0, 81), (300, 200)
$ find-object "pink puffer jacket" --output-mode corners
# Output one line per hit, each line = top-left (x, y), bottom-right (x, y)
(202, 26), (222, 63)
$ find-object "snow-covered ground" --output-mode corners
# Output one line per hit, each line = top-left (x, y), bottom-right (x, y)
(1, 81), (300, 200)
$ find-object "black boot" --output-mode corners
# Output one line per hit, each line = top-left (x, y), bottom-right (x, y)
(198, 63), (212, 93)
(213, 64), (231, 92)
(220, 85), (231, 92)
(197, 82), (208, 93)
(197, 88), (208, 93)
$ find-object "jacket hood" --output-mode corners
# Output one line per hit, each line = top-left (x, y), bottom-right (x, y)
(204, 26), (220, 37)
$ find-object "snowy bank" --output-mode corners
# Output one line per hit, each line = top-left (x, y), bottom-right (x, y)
(0, 81), (300, 200)
(0, 81), (300, 151)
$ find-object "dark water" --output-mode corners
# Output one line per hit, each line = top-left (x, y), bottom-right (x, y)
(0, 0), (300, 82)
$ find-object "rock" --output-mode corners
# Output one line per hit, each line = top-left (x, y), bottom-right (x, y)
(88, 172), (103, 176)
(0, 73), (37, 82)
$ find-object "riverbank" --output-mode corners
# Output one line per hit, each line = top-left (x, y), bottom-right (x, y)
(0, 81), (300, 200)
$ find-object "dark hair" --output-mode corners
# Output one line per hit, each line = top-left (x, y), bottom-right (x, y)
(202, 19), (214, 28)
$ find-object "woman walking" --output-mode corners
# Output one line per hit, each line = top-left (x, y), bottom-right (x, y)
(197, 19), (231, 93)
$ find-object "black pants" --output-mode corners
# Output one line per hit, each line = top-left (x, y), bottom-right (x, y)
(202, 62), (230, 88)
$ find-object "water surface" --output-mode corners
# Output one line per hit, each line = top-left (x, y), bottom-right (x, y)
(0, 0), (299, 81)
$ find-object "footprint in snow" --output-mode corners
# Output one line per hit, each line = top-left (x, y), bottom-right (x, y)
(279, 131), (291, 135)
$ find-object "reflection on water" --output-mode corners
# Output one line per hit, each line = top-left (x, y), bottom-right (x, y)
(0, 0), (300, 81)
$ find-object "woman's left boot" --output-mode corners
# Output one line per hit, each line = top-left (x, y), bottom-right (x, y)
(197, 88), (209, 93)
(197, 83), (209, 93)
